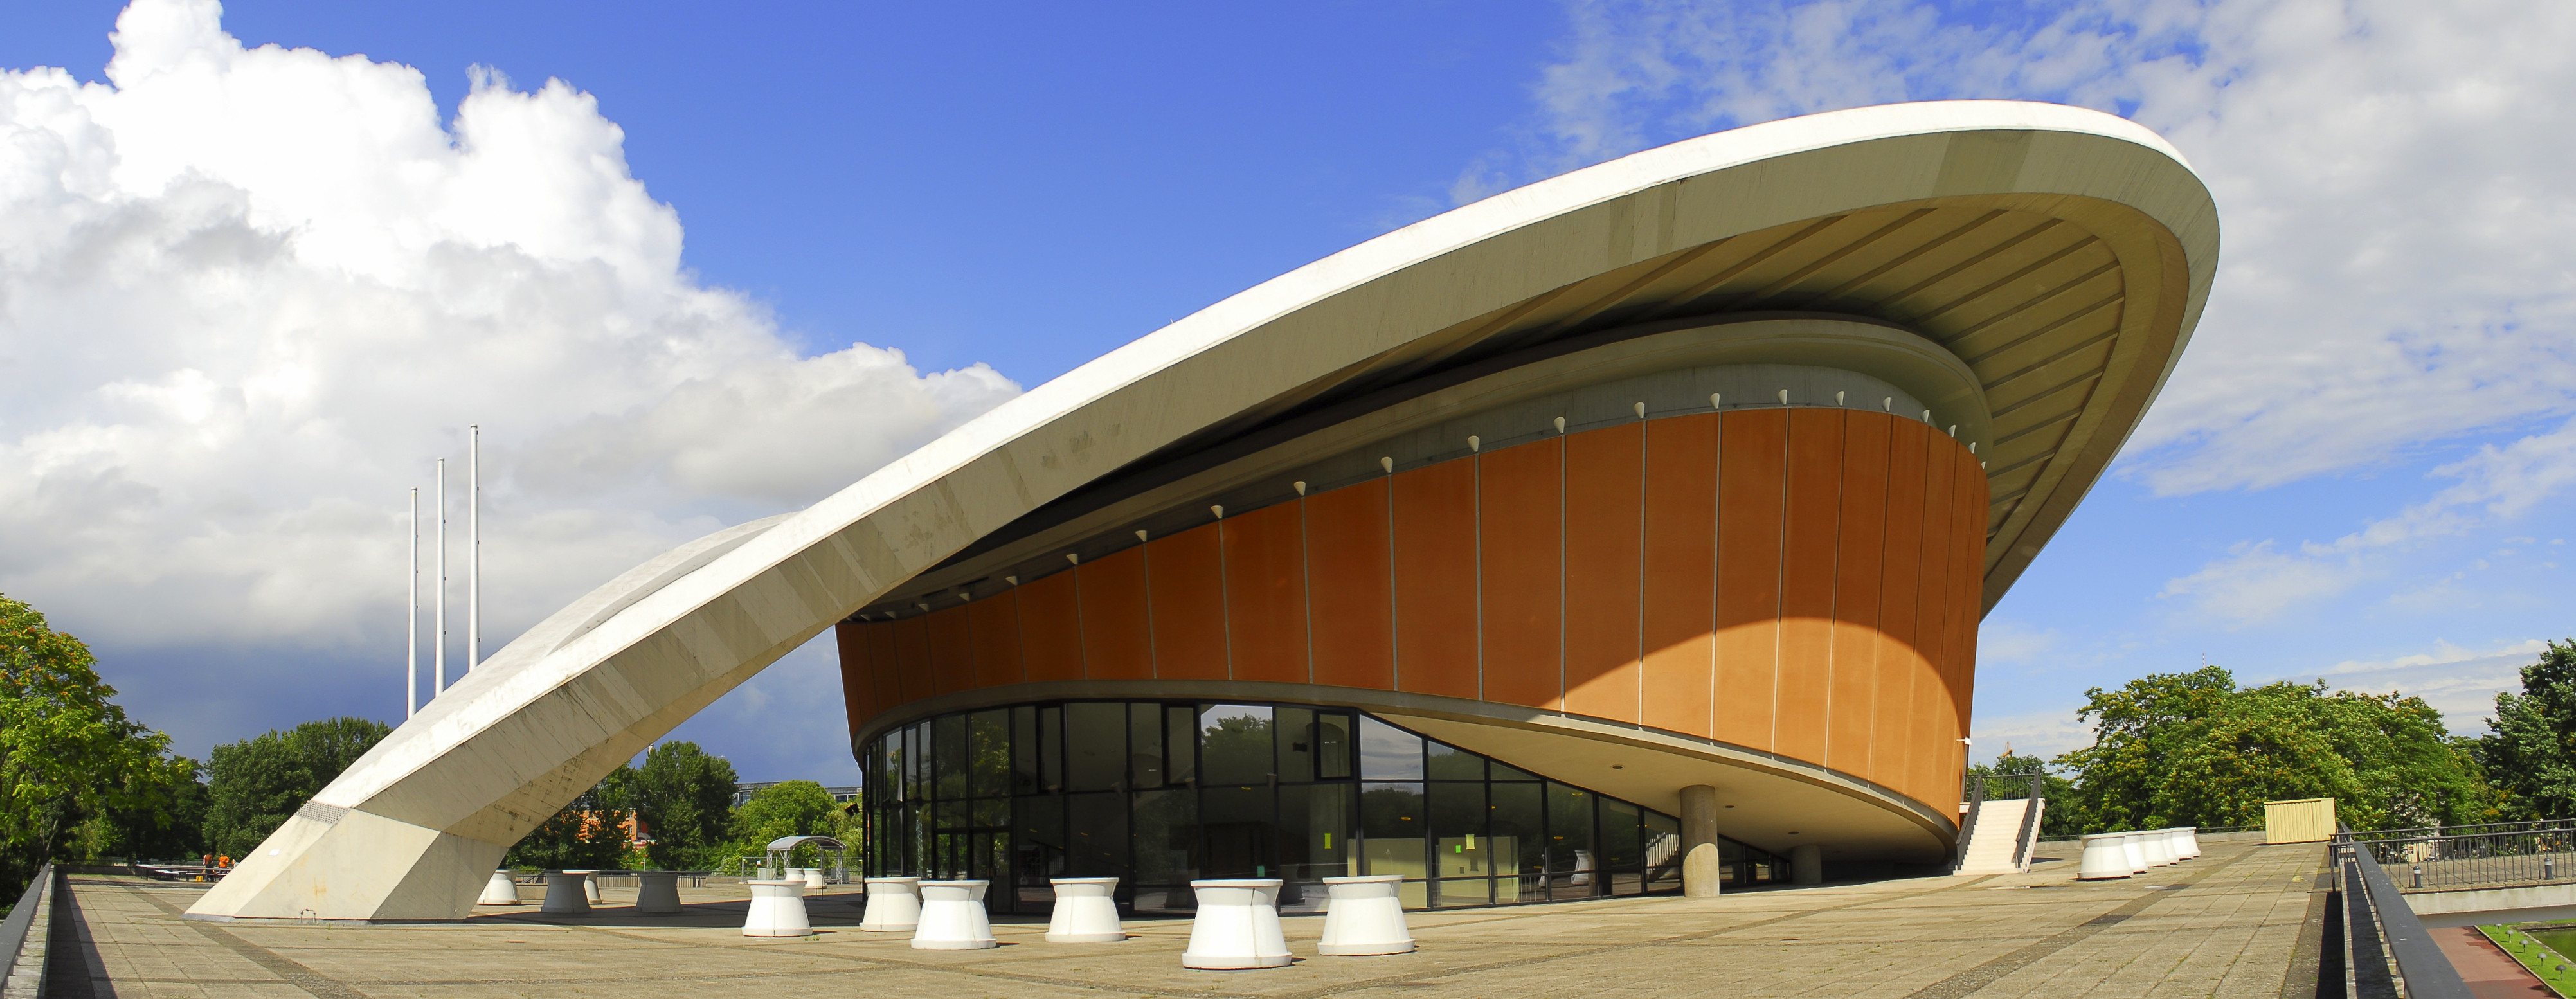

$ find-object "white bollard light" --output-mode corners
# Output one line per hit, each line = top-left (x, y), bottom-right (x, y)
(742, 879), (813, 937)
(2177, 827), (2203, 859)
(581, 870), (604, 903)
(802, 867), (827, 894)
(1317, 876), (1415, 955)
(479, 870), (521, 905)
(861, 877), (923, 932)
(1183, 879), (1292, 969)
(2076, 833), (2133, 880)
(541, 871), (592, 915)
(912, 880), (999, 950)
(635, 870), (681, 914)
(2159, 829), (2188, 863)
(1046, 878), (1125, 943)
(2118, 834), (2148, 874)
(2143, 829), (2176, 867)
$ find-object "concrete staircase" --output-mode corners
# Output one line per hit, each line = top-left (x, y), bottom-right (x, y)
(1952, 797), (2044, 876)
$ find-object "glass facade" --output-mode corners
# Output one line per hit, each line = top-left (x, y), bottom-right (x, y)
(860, 699), (1787, 913)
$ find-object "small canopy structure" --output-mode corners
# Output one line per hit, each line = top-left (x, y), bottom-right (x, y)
(763, 836), (847, 883)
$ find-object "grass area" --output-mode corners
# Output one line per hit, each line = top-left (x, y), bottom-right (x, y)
(2480, 924), (2576, 997)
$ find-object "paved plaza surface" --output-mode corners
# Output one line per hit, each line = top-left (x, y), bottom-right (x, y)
(48, 838), (2327, 998)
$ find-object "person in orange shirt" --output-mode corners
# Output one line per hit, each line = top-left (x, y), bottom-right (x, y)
(217, 855), (231, 869)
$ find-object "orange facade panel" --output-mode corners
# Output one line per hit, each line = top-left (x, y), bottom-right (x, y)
(865, 622), (900, 723)
(1774, 409), (1843, 767)
(926, 605), (974, 697)
(1392, 460), (1480, 700)
(1222, 502), (1310, 685)
(1306, 483), (1395, 692)
(1639, 415), (1716, 738)
(1016, 570), (1085, 683)
(1148, 525), (1230, 681)
(969, 591), (1025, 689)
(1826, 412), (1892, 775)
(1477, 440), (1563, 710)
(1869, 419), (1930, 797)
(1079, 547), (1153, 681)
(1906, 429), (1959, 804)
(834, 620), (874, 734)
(1564, 426), (1643, 724)
(1715, 409), (1787, 752)
(892, 616), (932, 705)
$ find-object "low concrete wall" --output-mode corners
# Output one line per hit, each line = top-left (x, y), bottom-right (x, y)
(2404, 883), (2576, 928)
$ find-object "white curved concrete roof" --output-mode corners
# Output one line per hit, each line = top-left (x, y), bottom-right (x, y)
(190, 100), (2216, 920)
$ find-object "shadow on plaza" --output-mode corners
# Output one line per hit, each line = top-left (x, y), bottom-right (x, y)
(469, 892), (1081, 932)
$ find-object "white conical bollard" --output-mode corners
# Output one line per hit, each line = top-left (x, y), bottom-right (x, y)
(635, 871), (681, 914)
(479, 870), (521, 905)
(742, 879), (812, 937)
(861, 877), (923, 932)
(912, 881), (999, 950)
(1182, 879), (1291, 969)
(541, 872), (591, 915)
(2076, 833), (2132, 880)
(582, 870), (604, 903)
(1317, 876), (1414, 955)
(1046, 878), (1124, 942)
(2118, 834), (2147, 874)
(2177, 827), (2203, 859)
(802, 867), (827, 894)
(2143, 829), (2176, 867)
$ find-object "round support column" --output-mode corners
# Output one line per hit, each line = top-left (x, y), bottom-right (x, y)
(1789, 844), (1823, 885)
(1680, 784), (1724, 897)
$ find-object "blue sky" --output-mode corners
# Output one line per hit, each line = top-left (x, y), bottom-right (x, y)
(4, 0), (2572, 783)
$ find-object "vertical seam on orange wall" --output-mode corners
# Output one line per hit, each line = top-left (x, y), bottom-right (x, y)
(1822, 410), (1849, 771)
(1073, 563), (1090, 681)
(1141, 539), (1160, 680)
(1473, 451), (1486, 702)
(1387, 468), (1401, 691)
(1867, 417), (1896, 780)
(1707, 410), (1723, 740)
(1770, 405), (1792, 753)
(1556, 430), (1568, 716)
(1635, 414), (1650, 730)
(1217, 517), (1234, 681)
(1300, 496), (1316, 686)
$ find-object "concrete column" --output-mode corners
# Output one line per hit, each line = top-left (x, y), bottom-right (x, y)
(1790, 844), (1823, 885)
(1680, 784), (1724, 897)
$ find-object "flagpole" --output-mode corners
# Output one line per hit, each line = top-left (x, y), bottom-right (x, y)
(468, 424), (480, 672)
(435, 457), (447, 696)
(408, 487), (419, 719)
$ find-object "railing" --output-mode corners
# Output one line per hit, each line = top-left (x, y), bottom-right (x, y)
(2012, 795), (2044, 870)
(0, 865), (53, 996)
(1963, 773), (2042, 801)
(1954, 780), (1985, 872)
(2348, 821), (2576, 893)
(2331, 825), (2472, 998)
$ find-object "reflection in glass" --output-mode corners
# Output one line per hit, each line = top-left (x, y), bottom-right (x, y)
(969, 710), (1009, 798)
(1277, 706), (1315, 782)
(1067, 791), (1124, 878)
(1644, 811), (1682, 892)
(1360, 781), (1427, 885)
(1433, 877), (1491, 907)
(1202, 785), (1277, 878)
(1129, 702), (1165, 788)
(1011, 706), (1040, 794)
(1428, 782), (1487, 878)
(1426, 740), (1484, 780)
(1359, 715), (1424, 779)
(1065, 702), (1124, 791)
(1546, 781), (1595, 901)
(1279, 782), (1351, 882)
(933, 714), (967, 800)
(1200, 704), (1274, 785)
(1166, 706), (1196, 784)
(1317, 712), (1353, 779)
(1489, 780), (1542, 904)
(1601, 797), (1643, 895)
(1038, 705), (1063, 791)
(1133, 788), (1198, 883)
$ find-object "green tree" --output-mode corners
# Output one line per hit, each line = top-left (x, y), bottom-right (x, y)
(0, 595), (197, 896)
(2056, 665), (2493, 833)
(203, 717), (392, 859)
(1968, 751), (2082, 837)
(620, 742), (738, 870)
(503, 775), (636, 870)
(2477, 640), (2576, 820)
(726, 780), (839, 867)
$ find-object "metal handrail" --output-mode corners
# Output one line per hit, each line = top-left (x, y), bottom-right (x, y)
(2011, 795), (2044, 870)
(2336, 825), (2472, 998)
(1954, 779), (1986, 872)
(0, 865), (52, 996)
(2352, 818), (2571, 841)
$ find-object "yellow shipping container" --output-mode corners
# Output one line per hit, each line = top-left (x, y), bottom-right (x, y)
(2264, 798), (2338, 844)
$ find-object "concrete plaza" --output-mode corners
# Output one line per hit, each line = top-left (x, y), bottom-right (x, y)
(50, 836), (2323, 998)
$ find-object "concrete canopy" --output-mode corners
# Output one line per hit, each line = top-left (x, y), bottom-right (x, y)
(188, 100), (2214, 921)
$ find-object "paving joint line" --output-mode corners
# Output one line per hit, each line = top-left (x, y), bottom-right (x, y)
(103, 880), (368, 999)
(1897, 845), (2273, 999)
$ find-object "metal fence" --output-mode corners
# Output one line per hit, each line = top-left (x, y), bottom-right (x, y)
(2349, 822), (2576, 893)
(2330, 826), (2473, 998)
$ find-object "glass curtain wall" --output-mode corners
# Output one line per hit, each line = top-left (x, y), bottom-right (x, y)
(863, 700), (1784, 914)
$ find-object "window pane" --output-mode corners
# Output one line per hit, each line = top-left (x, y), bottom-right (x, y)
(1277, 706), (1315, 782)
(1359, 716), (1423, 779)
(905, 723), (928, 802)
(1133, 788), (1198, 883)
(974, 798), (1007, 829)
(1429, 782), (1488, 878)
(1166, 706), (1197, 785)
(1317, 712), (1354, 779)
(1432, 877), (1491, 907)
(1491, 758), (1538, 782)
(1200, 704), (1275, 785)
(1014, 795), (1064, 852)
(1202, 785), (1277, 879)
(1038, 705), (1063, 792)
(1065, 702), (1124, 791)
(1489, 781), (1545, 878)
(1279, 782), (1352, 882)
(1426, 740), (1484, 781)
(1601, 798), (1643, 895)
(1360, 782), (1425, 882)
(969, 709), (1009, 798)
(1066, 792), (1124, 878)
(1011, 706), (1040, 795)
(933, 714), (968, 800)
(1545, 782), (1594, 874)
(1129, 703), (1166, 788)
(1644, 811), (1682, 892)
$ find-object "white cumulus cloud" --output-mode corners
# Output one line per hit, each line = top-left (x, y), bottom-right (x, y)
(0, 0), (1020, 659)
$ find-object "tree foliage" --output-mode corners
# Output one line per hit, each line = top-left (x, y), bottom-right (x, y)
(2053, 665), (2493, 833)
(726, 780), (842, 867)
(0, 594), (199, 897)
(503, 778), (636, 871)
(203, 717), (392, 859)
(615, 741), (738, 870)
(2476, 640), (2576, 820)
